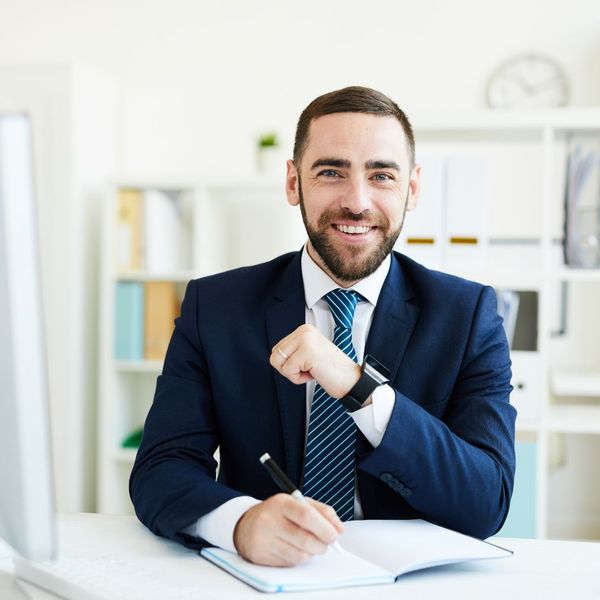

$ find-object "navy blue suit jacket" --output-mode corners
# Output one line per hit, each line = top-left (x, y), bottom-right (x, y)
(130, 251), (516, 548)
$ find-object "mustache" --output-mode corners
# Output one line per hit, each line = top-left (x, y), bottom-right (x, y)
(317, 208), (387, 227)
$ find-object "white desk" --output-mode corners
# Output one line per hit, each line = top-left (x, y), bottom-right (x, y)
(1, 513), (599, 599)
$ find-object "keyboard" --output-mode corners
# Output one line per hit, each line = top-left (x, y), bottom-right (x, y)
(15, 556), (209, 600)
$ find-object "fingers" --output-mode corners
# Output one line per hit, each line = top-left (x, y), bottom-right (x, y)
(282, 496), (342, 546)
(270, 330), (313, 386)
(233, 494), (342, 567)
(271, 325), (362, 398)
(306, 498), (345, 535)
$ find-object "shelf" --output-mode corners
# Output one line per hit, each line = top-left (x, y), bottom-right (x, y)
(412, 108), (600, 132)
(550, 268), (600, 283)
(115, 360), (163, 373)
(116, 270), (197, 282)
(515, 419), (541, 434)
(546, 405), (600, 434)
(448, 269), (543, 290)
(552, 370), (600, 397)
(112, 448), (137, 463)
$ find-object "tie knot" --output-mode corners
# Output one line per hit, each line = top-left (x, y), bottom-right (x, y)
(324, 289), (362, 330)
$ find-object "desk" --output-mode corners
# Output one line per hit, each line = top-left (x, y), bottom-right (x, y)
(1, 514), (599, 599)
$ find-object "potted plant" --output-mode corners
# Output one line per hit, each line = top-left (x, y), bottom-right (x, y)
(256, 132), (282, 175)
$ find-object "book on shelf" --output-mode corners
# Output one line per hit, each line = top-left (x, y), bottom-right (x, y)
(115, 186), (191, 273)
(496, 289), (520, 347)
(444, 155), (488, 272)
(201, 519), (512, 593)
(396, 155), (488, 273)
(116, 188), (143, 270)
(144, 281), (179, 360)
(564, 136), (600, 268)
(114, 282), (144, 360)
(143, 188), (191, 273)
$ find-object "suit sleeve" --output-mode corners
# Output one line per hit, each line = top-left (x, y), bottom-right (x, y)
(358, 285), (516, 538)
(129, 280), (244, 548)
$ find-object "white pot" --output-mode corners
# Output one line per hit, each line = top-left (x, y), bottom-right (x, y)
(256, 146), (283, 176)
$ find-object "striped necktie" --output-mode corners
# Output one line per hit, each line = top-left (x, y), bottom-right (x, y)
(302, 288), (362, 522)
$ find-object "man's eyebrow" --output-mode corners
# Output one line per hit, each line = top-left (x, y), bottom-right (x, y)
(365, 159), (401, 171)
(310, 158), (351, 170)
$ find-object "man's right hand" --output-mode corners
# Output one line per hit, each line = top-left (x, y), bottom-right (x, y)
(232, 494), (344, 566)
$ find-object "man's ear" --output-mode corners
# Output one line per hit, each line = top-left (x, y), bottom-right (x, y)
(286, 159), (300, 207)
(406, 163), (421, 212)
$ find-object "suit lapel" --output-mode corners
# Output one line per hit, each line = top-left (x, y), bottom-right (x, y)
(265, 253), (307, 488)
(365, 253), (420, 385)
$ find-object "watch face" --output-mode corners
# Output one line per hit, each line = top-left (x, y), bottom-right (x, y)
(487, 53), (569, 109)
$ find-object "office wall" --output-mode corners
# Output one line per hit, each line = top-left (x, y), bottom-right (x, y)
(1, 0), (599, 183)
(0, 0), (599, 513)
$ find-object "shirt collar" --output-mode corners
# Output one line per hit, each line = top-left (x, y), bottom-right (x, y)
(301, 244), (391, 309)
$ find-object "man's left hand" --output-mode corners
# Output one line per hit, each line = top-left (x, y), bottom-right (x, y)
(270, 324), (361, 398)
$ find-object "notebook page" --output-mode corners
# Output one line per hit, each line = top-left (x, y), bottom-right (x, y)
(340, 519), (512, 576)
(201, 545), (393, 592)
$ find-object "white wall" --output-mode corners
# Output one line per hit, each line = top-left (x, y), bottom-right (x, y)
(1, 0), (599, 183)
(0, 0), (599, 514)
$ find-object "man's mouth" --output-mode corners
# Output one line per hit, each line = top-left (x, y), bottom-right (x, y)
(334, 224), (374, 235)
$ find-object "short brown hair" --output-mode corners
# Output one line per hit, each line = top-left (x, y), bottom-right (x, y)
(293, 86), (415, 168)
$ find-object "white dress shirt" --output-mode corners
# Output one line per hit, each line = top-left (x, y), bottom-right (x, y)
(184, 246), (396, 551)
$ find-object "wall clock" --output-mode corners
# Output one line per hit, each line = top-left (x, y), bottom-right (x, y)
(487, 53), (569, 109)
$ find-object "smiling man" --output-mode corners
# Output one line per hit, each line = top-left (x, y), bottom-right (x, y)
(130, 86), (516, 568)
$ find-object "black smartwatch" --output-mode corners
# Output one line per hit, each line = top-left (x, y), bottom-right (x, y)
(341, 354), (391, 412)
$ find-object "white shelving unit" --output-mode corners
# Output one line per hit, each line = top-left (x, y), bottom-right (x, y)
(98, 183), (199, 514)
(410, 108), (600, 540)
(98, 109), (600, 540)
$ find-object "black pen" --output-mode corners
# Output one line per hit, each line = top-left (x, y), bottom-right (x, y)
(259, 452), (343, 553)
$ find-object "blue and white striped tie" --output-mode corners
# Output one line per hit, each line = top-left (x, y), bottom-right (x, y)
(302, 289), (362, 522)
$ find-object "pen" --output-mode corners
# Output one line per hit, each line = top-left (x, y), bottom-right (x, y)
(259, 452), (343, 553)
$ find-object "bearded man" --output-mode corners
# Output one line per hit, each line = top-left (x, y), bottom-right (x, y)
(130, 86), (516, 568)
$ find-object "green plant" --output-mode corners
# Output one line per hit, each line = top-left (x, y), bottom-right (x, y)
(258, 132), (278, 148)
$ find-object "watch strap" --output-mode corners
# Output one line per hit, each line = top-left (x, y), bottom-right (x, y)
(341, 355), (390, 413)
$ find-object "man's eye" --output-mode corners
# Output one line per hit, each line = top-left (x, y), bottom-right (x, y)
(372, 173), (393, 181)
(318, 169), (340, 178)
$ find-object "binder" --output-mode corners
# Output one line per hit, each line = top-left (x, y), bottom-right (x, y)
(497, 441), (537, 538)
(444, 156), (488, 272)
(116, 188), (143, 270)
(396, 155), (444, 269)
(564, 136), (600, 268)
(114, 282), (144, 360)
(144, 189), (190, 273)
(144, 281), (179, 360)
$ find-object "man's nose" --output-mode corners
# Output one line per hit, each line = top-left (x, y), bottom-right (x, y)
(341, 178), (372, 214)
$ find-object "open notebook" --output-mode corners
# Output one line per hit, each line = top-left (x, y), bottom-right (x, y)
(201, 519), (512, 593)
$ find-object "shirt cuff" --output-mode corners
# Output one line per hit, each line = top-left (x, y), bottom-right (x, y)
(182, 496), (261, 553)
(350, 384), (395, 447)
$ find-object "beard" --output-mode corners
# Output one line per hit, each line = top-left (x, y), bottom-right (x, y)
(298, 179), (407, 284)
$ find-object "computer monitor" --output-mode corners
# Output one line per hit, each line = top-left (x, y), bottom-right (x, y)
(0, 113), (56, 561)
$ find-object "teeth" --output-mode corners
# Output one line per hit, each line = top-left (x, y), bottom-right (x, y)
(336, 224), (372, 234)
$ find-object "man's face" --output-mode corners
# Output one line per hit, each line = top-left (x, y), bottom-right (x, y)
(286, 112), (420, 286)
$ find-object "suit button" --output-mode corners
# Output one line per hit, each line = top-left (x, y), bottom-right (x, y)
(400, 487), (412, 498)
(380, 472), (393, 483)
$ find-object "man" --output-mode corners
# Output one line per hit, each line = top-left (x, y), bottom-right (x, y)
(130, 86), (516, 568)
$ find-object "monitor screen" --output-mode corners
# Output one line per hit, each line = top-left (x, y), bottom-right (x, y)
(0, 113), (56, 561)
